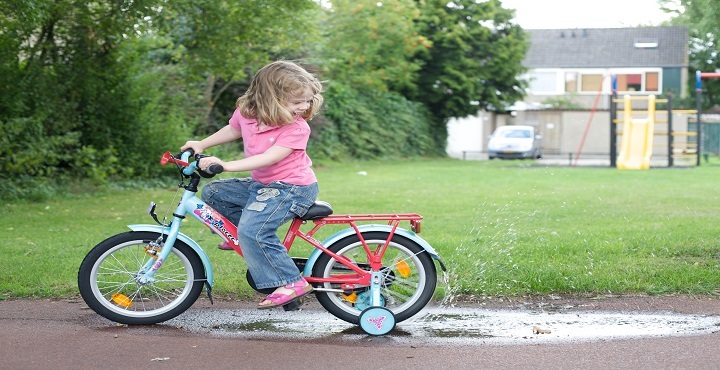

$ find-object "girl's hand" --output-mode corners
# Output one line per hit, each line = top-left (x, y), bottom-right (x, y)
(198, 156), (226, 172)
(181, 141), (204, 154)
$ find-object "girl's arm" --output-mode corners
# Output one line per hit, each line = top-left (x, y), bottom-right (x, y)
(181, 125), (243, 154)
(198, 145), (293, 173)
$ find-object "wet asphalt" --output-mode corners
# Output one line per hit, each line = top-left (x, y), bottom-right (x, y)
(3, 297), (720, 369)
(172, 303), (720, 346)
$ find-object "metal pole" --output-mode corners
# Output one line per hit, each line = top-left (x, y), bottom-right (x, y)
(696, 71), (703, 166)
(667, 93), (673, 167)
(610, 75), (617, 168)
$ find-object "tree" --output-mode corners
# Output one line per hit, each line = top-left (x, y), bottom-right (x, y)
(0, 0), (326, 200)
(320, 0), (429, 93)
(311, 0), (437, 159)
(407, 0), (528, 142)
(661, 0), (720, 109)
(156, 0), (323, 132)
(0, 0), (167, 190)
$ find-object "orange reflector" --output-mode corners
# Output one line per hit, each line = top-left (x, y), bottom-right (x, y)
(112, 293), (133, 308)
(411, 220), (421, 233)
(343, 292), (358, 303)
(145, 245), (159, 258)
(395, 260), (411, 278)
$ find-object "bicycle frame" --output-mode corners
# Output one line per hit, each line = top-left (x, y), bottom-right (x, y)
(142, 190), (429, 292)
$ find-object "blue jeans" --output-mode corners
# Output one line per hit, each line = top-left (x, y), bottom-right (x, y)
(201, 178), (319, 289)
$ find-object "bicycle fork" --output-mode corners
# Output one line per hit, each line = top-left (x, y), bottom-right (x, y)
(135, 191), (195, 285)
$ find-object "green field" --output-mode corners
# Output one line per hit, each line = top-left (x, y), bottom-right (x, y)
(2, 158), (719, 301)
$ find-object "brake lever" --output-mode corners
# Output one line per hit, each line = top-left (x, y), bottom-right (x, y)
(195, 154), (224, 178)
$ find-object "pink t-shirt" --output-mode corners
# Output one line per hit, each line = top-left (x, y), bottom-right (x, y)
(228, 109), (317, 186)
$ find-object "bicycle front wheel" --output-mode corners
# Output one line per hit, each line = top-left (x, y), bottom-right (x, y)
(78, 231), (205, 325)
(312, 231), (437, 324)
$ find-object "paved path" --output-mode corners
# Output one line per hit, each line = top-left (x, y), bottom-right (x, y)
(2, 297), (720, 369)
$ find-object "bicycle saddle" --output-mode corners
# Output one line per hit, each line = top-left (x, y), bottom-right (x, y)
(301, 201), (333, 220)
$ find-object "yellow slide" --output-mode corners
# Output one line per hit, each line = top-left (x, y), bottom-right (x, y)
(617, 95), (655, 170)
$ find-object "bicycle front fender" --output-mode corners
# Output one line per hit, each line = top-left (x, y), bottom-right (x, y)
(127, 224), (214, 287)
(302, 224), (445, 276)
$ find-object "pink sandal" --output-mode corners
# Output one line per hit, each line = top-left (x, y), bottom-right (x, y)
(258, 280), (313, 309)
(218, 242), (233, 250)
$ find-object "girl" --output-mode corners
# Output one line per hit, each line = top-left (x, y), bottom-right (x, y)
(181, 60), (323, 309)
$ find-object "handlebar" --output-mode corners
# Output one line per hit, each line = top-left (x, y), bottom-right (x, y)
(205, 163), (224, 175)
(160, 150), (224, 178)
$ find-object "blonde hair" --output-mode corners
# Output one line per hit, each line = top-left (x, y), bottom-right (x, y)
(236, 61), (324, 127)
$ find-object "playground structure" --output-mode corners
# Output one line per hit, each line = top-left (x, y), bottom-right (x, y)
(610, 71), (720, 169)
(610, 92), (697, 169)
(694, 71), (720, 162)
(615, 94), (657, 170)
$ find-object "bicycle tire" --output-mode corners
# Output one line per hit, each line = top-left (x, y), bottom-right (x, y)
(311, 231), (437, 324)
(78, 231), (205, 325)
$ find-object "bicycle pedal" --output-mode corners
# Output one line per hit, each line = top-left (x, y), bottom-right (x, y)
(282, 297), (305, 311)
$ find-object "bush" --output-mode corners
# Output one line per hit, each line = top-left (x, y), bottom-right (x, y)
(310, 82), (437, 161)
(0, 116), (83, 177)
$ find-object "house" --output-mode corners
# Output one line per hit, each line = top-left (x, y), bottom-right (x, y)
(523, 26), (689, 108)
(446, 26), (692, 164)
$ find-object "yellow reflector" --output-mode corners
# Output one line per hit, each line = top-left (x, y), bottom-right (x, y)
(112, 293), (133, 308)
(343, 292), (358, 303)
(395, 260), (411, 278)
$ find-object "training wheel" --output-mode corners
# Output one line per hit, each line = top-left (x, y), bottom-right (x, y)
(359, 307), (395, 336)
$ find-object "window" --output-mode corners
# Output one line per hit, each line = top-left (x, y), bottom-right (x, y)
(646, 72), (659, 91)
(615, 72), (660, 92)
(528, 72), (557, 93)
(634, 38), (659, 48)
(616, 74), (642, 91)
(565, 72), (577, 92)
(527, 69), (662, 94)
(580, 74), (603, 92)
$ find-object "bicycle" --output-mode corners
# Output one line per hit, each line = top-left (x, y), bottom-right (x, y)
(78, 150), (446, 335)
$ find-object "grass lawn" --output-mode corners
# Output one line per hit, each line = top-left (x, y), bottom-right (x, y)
(2, 157), (720, 301)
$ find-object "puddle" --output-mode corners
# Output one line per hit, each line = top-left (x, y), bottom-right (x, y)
(168, 306), (720, 346)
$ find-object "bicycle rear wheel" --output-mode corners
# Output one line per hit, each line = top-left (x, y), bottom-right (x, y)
(78, 231), (205, 325)
(311, 231), (437, 324)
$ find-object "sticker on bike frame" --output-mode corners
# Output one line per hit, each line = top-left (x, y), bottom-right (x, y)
(151, 258), (164, 272)
(194, 205), (239, 246)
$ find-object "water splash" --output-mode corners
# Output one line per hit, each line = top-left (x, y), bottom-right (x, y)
(169, 306), (720, 346)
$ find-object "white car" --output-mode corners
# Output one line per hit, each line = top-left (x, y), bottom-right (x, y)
(487, 125), (542, 160)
